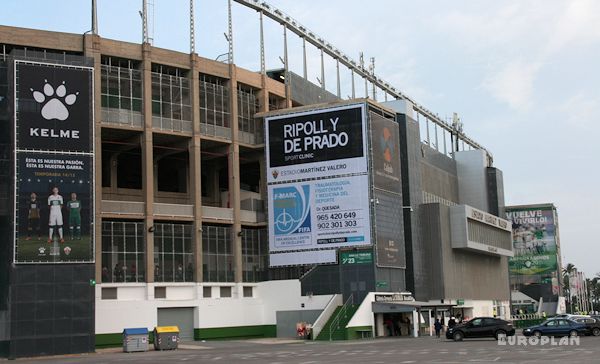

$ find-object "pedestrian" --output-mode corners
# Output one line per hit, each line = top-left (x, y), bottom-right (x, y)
(448, 316), (456, 329)
(384, 318), (394, 336)
(434, 319), (442, 338)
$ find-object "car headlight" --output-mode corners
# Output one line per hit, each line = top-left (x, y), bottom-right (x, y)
(524, 329), (531, 332)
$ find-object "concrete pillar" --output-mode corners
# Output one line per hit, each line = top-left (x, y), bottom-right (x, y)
(413, 310), (419, 337)
(375, 313), (384, 337)
(83, 33), (103, 283)
(142, 44), (155, 283)
(228, 66), (243, 283)
(189, 53), (203, 282)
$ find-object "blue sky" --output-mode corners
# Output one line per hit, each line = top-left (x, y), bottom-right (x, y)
(2, 0), (599, 277)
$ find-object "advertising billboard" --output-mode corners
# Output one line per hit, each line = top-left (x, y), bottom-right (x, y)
(16, 62), (93, 152)
(265, 104), (367, 183)
(266, 103), (371, 266)
(506, 207), (558, 276)
(268, 174), (371, 253)
(14, 61), (94, 263)
(15, 154), (94, 262)
(370, 112), (401, 193)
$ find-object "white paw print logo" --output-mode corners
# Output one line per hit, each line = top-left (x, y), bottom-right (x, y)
(30, 80), (78, 121)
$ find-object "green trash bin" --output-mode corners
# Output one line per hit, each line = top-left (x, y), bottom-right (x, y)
(153, 326), (179, 350)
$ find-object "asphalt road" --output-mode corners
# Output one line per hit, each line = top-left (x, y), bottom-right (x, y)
(7, 335), (600, 363)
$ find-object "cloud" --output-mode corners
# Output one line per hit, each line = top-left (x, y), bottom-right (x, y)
(482, 61), (541, 111)
(558, 93), (600, 130)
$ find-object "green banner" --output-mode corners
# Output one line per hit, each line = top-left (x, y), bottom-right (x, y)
(341, 251), (373, 265)
(506, 207), (558, 276)
(509, 253), (558, 275)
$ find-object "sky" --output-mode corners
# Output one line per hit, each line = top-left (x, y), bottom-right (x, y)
(2, 0), (599, 277)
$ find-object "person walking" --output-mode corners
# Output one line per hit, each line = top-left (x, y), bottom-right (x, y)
(434, 319), (443, 338)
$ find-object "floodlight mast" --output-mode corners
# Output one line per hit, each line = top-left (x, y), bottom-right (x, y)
(232, 0), (493, 164)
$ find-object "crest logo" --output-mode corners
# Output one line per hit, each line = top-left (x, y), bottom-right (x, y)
(272, 169), (279, 179)
(31, 80), (79, 121)
(273, 185), (311, 235)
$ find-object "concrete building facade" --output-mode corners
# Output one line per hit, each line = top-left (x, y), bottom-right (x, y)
(0, 24), (512, 357)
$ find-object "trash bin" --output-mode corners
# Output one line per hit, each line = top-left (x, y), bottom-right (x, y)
(122, 328), (149, 352)
(153, 326), (179, 351)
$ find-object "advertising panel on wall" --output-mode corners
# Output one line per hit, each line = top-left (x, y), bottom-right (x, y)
(268, 174), (371, 253)
(506, 207), (558, 276)
(266, 103), (371, 266)
(370, 112), (401, 193)
(14, 60), (94, 263)
(15, 153), (94, 262)
(265, 104), (367, 183)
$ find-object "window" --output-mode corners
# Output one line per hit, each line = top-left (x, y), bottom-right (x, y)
(202, 225), (234, 282)
(101, 221), (145, 283)
(203, 286), (212, 298)
(220, 286), (232, 298)
(470, 319), (482, 326)
(243, 286), (253, 298)
(101, 287), (117, 300)
(100, 57), (142, 113)
(237, 84), (260, 134)
(153, 223), (194, 282)
(151, 64), (191, 131)
(241, 228), (268, 282)
(154, 286), (166, 299)
(200, 74), (230, 129)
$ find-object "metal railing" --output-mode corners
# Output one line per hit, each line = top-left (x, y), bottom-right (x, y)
(329, 293), (354, 341)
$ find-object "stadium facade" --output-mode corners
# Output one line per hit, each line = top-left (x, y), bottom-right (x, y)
(0, 23), (512, 358)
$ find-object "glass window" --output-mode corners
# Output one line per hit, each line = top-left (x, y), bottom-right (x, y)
(202, 224), (234, 282)
(242, 228), (268, 282)
(150, 64), (191, 131)
(101, 221), (145, 283)
(220, 286), (232, 298)
(100, 57), (142, 119)
(199, 74), (231, 129)
(237, 85), (259, 134)
(203, 286), (212, 298)
(154, 223), (194, 283)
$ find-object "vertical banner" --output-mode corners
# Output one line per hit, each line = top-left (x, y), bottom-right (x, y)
(369, 112), (404, 268)
(506, 207), (558, 276)
(370, 112), (401, 193)
(14, 61), (94, 263)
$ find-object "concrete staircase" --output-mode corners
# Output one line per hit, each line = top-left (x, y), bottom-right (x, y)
(315, 304), (360, 340)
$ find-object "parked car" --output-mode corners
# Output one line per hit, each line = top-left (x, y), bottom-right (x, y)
(446, 317), (515, 341)
(573, 317), (600, 336)
(523, 318), (587, 337)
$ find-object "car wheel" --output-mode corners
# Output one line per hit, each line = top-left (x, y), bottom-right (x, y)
(533, 331), (542, 338)
(453, 331), (464, 341)
(495, 330), (506, 340)
(592, 328), (600, 337)
(569, 330), (578, 338)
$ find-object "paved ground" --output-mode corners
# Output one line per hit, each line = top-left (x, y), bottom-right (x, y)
(8, 335), (600, 363)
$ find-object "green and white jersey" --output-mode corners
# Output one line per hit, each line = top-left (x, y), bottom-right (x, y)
(67, 199), (81, 217)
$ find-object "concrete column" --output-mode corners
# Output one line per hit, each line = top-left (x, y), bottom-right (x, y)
(110, 154), (118, 191)
(228, 66), (243, 283)
(189, 53), (203, 282)
(83, 33), (103, 283)
(142, 44), (155, 283)
(413, 310), (419, 337)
